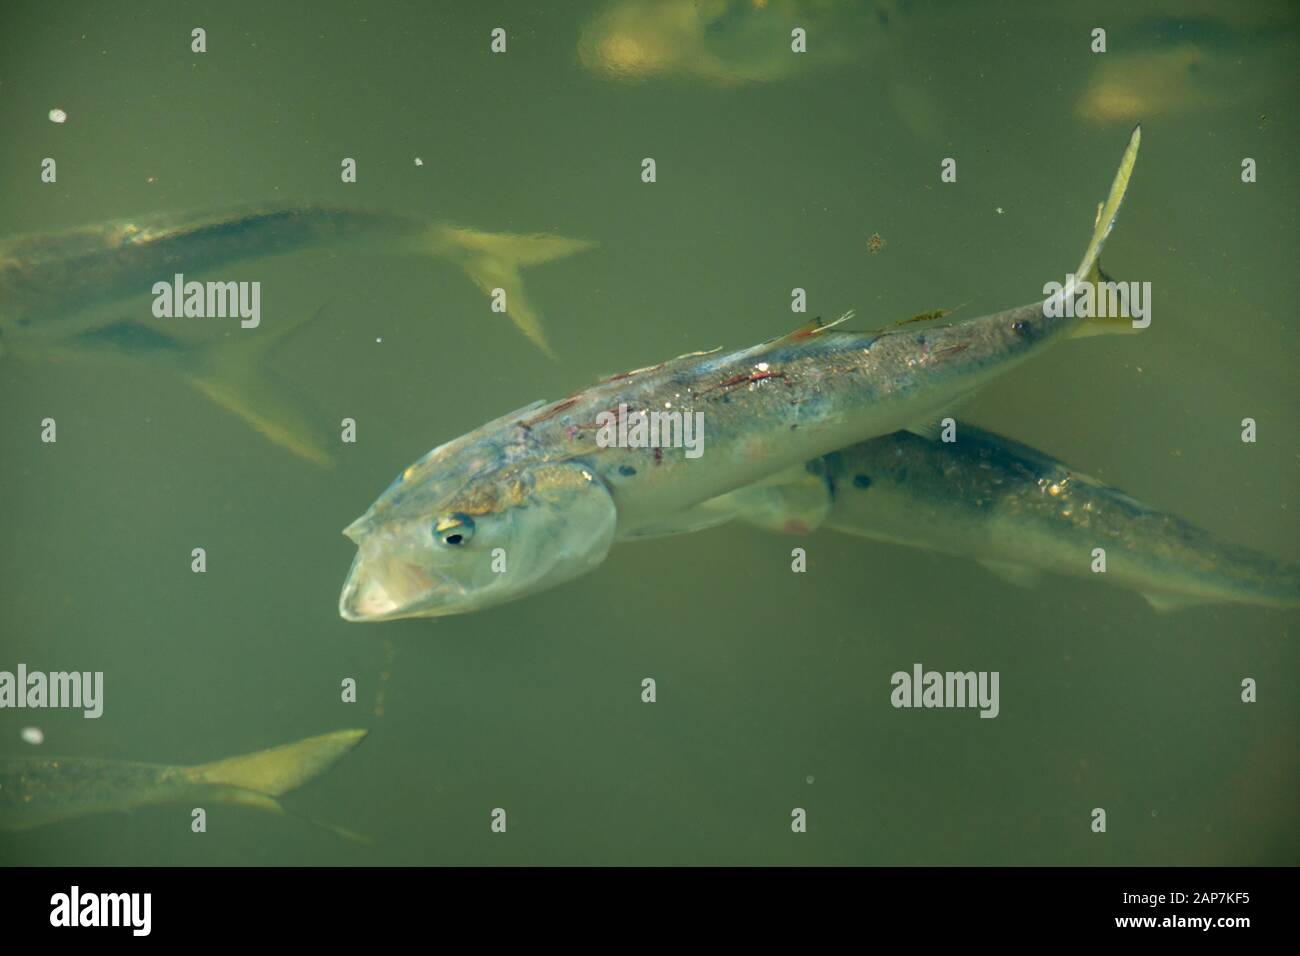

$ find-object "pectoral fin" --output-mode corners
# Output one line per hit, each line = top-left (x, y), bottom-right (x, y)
(189, 325), (336, 467)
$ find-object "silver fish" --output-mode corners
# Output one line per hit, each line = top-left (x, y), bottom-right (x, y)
(719, 426), (1300, 612)
(339, 129), (1142, 621)
(0, 729), (367, 838)
(0, 205), (594, 464)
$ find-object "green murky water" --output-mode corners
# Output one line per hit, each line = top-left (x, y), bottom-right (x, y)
(1, 0), (1296, 864)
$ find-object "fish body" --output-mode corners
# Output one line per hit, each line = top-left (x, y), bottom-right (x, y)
(339, 130), (1142, 621)
(725, 427), (1300, 612)
(1, 203), (594, 462)
(0, 729), (366, 833)
(0, 205), (419, 337)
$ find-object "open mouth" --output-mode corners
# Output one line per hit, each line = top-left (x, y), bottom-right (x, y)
(340, 548), (473, 624)
(339, 551), (441, 622)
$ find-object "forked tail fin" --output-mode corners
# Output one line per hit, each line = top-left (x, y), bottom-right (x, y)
(431, 225), (597, 359)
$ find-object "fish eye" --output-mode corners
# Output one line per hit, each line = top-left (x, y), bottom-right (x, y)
(433, 513), (475, 546)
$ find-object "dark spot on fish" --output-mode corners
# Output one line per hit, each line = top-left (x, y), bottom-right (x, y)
(915, 334), (926, 346)
(853, 474), (872, 490)
(653, 447), (663, 465)
(618, 464), (636, 477)
(805, 459), (825, 477)
(1012, 319), (1031, 336)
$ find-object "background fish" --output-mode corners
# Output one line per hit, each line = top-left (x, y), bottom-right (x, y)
(715, 426), (1300, 611)
(0, 205), (594, 463)
(0, 729), (367, 837)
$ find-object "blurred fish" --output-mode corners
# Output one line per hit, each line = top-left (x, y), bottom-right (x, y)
(338, 129), (1141, 621)
(0, 204), (593, 357)
(1076, 12), (1294, 124)
(0, 206), (594, 462)
(0, 729), (368, 838)
(578, 0), (882, 85)
(713, 426), (1300, 612)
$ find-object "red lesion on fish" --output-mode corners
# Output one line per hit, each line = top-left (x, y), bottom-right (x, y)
(520, 396), (580, 428)
(697, 369), (786, 397)
(931, 343), (970, 361)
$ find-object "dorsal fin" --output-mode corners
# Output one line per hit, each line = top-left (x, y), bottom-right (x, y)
(770, 310), (856, 345)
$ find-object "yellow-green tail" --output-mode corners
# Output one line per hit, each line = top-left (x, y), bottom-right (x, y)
(430, 225), (598, 360)
(185, 729), (367, 797)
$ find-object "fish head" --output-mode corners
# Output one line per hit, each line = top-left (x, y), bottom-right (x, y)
(339, 452), (617, 622)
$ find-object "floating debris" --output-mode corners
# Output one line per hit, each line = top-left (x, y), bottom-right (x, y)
(866, 232), (886, 254)
(20, 727), (44, 745)
(48, 108), (67, 124)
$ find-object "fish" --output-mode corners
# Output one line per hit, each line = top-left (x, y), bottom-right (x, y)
(578, 0), (881, 86)
(713, 426), (1300, 612)
(1074, 11), (1294, 124)
(0, 205), (595, 463)
(338, 128), (1142, 621)
(0, 204), (594, 357)
(0, 729), (368, 838)
(577, 0), (948, 141)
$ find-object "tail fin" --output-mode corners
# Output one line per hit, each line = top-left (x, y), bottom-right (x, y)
(185, 729), (367, 797)
(188, 306), (335, 466)
(431, 225), (597, 359)
(1069, 125), (1141, 296)
(185, 729), (370, 842)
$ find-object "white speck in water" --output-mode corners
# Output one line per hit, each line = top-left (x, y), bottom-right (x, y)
(995, 206), (1004, 215)
(414, 157), (423, 166)
(375, 337), (383, 344)
(21, 727), (44, 745)
(805, 774), (814, 784)
(49, 108), (67, 124)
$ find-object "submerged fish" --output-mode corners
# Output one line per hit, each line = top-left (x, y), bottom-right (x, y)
(0, 205), (594, 463)
(578, 0), (881, 85)
(0, 729), (367, 837)
(338, 129), (1142, 621)
(717, 426), (1300, 612)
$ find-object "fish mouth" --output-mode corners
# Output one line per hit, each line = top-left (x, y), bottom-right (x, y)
(338, 544), (466, 622)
